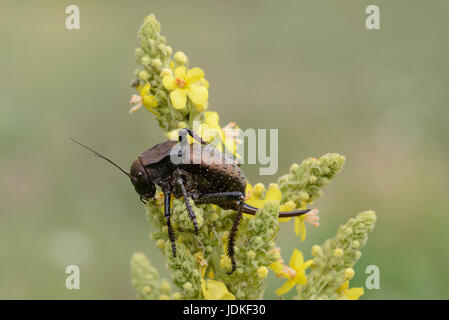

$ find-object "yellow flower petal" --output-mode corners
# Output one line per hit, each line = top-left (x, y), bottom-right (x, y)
(245, 183), (253, 196)
(345, 287), (364, 300)
(199, 78), (210, 89)
(289, 249), (304, 270)
(166, 129), (180, 141)
(279, 201), (295, 223)
(204, 111), (220, 128)
(269, 262), (283, 275)
(221, 292), (236, 300)
(337, 281), (349, 294)
(170, 89), (187, 109)
(293, 270), (307, 285)
(294, 216), (307, 241)
(174, 65), (186, 78)
(139, 83), (151, 96)
(201, 279), (235, 300)
(278, 216), (292, 223)
(245, 198), (265, 209)
(275, 279), (296, 296)
(303, 259), (314, 269)
(142, 95), (158, 108)
(186, 67), (205, 84)
(187, 84), (208, 106)
(265, 184), (282, 202)
(162, 75), (177, 90)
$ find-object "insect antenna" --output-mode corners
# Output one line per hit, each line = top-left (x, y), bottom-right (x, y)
(70, 137), (134, 180)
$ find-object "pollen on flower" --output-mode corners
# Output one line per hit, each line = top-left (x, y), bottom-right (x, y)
(283, 265), (297, 279)
(175, 77), (186, 88)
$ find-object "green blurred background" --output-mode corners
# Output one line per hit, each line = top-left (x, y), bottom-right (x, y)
(1, 0), (448, 299)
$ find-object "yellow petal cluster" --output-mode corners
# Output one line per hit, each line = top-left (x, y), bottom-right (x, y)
(162, 66), (208, 110)
(272, 249), (314, 296)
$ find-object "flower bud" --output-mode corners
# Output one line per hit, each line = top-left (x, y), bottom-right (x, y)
(247, 250), (256, 260)
(290, 163), (300, 173)
(311, 245), (323, 257)
(253, 183), (265, 197)
(183, 282), (193, 291)
(172, 292), (182, 300)
(344, 268), (355, 280)
(156, 239), (166, 249)
(333, 248), (344, 258)
(141, 56), (151, 65)
(160, 68), (172, 77)
(298, 191), (309, 201)
(138, 70), (150, 81)
(152, 58), (162, 68)
(174, 51), (188, 64)
(166, 45), (173, 56)
(220, 255), (232, 270)
(257, 266), (269, 279)
(134, 48), (144, 58)
(161, 280), (171, 293)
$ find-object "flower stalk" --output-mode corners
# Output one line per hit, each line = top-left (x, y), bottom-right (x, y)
(128, 14), (376, 300)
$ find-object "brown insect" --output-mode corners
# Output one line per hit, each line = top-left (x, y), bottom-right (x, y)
(71, 129), (311, 274)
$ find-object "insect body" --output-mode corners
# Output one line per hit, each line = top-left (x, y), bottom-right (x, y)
(71, 129), (311, 274)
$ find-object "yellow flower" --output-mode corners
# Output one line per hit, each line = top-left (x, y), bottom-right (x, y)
(162, 66), (208, 110)
(337, 281), (364, 300)
(244, 183), (293, 222)
(129, 83), (159, 115)
(201, 279), (235, 300)
(198, 111), (241, 158)
(273, 249), (314, 296)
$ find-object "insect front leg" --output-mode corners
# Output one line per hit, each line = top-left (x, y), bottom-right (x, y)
(164, 191), (177, 257)
(178, 128), (207, 145)
(175, 178), (199, 235)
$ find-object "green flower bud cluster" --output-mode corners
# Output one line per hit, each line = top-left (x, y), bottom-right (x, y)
(132, 15), (209, 133)
(278, 153), (346, 207)
(131, 252), (178, 300)
(295, 211), (377, 300)
(133, 194), (281, 300)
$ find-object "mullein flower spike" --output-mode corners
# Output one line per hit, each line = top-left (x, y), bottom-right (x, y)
(129, 14), (376, 300)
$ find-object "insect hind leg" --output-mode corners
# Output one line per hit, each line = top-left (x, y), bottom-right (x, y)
(193, 191), (245, 274)
(192, 191), (244, 206)
(227, 198), (244, 275)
